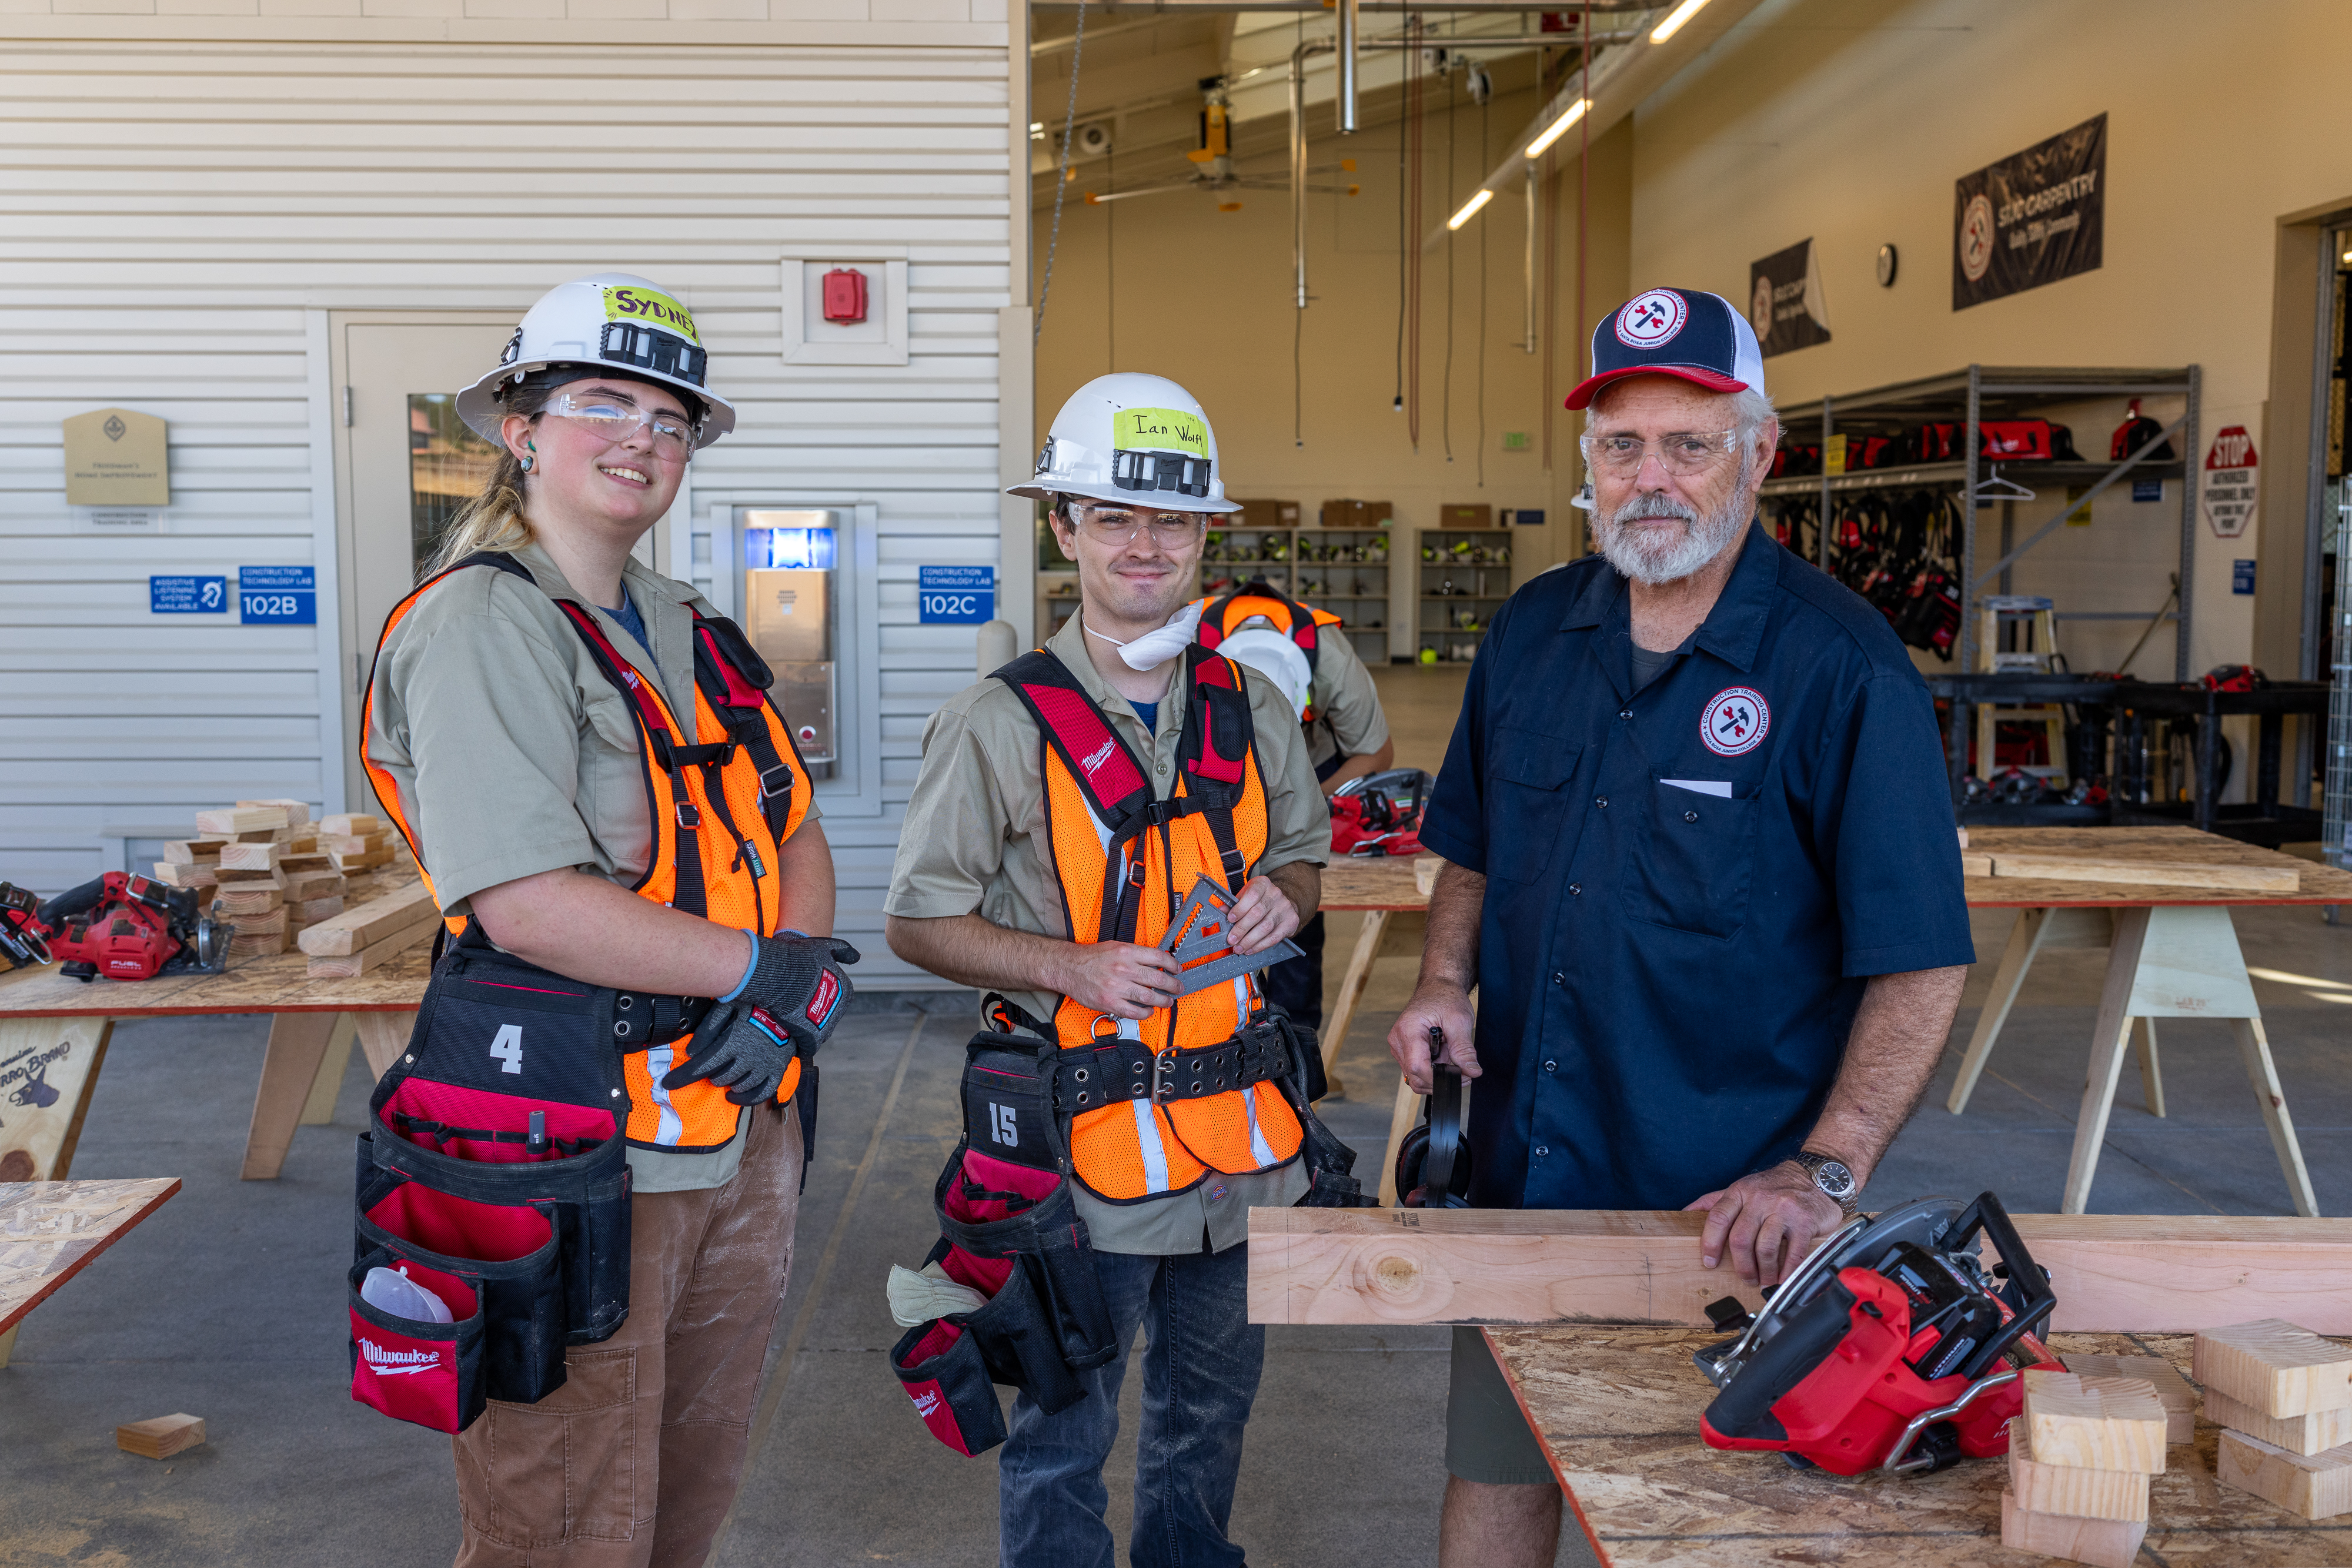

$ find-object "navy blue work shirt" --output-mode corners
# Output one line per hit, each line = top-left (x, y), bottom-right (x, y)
(1418, 524), (1974, 1212)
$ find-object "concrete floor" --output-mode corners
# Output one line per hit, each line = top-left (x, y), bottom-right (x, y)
(8, 663), (2351, 1566)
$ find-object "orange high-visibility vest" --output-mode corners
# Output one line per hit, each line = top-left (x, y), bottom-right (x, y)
(991, 646), (1304, 1203)
(363, 552), (816, 1154)
(1193, 580), (1343, 723)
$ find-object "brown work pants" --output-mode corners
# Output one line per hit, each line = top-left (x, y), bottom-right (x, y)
(451, 1103), (804, 1568)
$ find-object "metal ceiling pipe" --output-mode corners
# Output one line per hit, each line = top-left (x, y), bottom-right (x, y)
(1337, 0), (1360, 133)
(1522, 166), (1538, 353)
(1290, 41), (1328, 307)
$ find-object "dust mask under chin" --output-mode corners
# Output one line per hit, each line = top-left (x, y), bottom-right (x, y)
(1087, 601), (1203, 670)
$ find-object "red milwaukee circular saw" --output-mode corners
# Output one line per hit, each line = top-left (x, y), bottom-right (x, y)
(15, 872), (233, 983)
(1694, 1191), (2060, 1477)
(1328, 767), (1431, 857)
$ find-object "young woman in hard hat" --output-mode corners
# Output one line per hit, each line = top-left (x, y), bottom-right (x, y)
(362, 272), (853, 1566)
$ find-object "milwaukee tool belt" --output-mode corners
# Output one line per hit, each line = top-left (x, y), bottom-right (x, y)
(349, 925), (689, 1434)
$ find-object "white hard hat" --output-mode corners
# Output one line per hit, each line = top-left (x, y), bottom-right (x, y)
(456, 273), (737, 449)
(1219, 623), (1314, 720)
(1010, 372), (1242, 514)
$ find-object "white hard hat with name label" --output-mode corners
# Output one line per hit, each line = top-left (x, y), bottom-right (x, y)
(1011, 372), (1242, 514)
(456, 272), (737, 449)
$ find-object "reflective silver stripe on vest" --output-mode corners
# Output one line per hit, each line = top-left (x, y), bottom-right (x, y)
(1130, 1099), (1173, 1193)
(644, 1044), (686, 1146)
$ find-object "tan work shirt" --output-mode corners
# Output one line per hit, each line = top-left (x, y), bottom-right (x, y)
(886, 609), (1329, 1255)
(1304, 623), (1389, 774)
(365, 540), (821, 1193)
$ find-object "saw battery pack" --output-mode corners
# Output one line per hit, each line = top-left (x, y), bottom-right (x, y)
(348, 928), (637, 1435)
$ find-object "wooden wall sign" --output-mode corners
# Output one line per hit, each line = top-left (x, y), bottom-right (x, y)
(63, 407), (169, 506)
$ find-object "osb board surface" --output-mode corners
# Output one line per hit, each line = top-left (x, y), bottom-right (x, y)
(0, 1178), (180, 1332)
(0, 865), (432, 1019)
(1318, 857), (1429, 912)
(1963, 826), (2352, 907)
(1488, 1326), (2352, 1566)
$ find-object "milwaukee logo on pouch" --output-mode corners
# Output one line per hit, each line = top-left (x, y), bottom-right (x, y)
(362, 1339), (442, 1376)
(1081, 738), (1118, 777)
(805, 969), (841, 1027)
(913, 1390), (942, 1417)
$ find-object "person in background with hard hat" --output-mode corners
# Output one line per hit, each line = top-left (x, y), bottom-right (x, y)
(884, 373), (1337, 1567)
(363, 273), (853, 1566)
(1389, 287), (1972, 1566)
(1193, 579), (1393, 1032)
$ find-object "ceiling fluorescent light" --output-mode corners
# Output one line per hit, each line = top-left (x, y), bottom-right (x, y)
(1524, 99), (1591, 159)
(1447, 188), (1495, 230)
(1649, 0), (1712, 44)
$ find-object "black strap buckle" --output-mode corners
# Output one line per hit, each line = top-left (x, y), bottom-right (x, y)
(676, 800), (701, 829)
(759, 762), (794, 800)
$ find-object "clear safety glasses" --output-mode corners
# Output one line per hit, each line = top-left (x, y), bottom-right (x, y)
(546, 390), (698, 458)
(1071, 505), (1207, 549)
(1579, 428), (1743, 478)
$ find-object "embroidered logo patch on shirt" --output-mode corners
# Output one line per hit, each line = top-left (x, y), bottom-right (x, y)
(1702, 687), (1770, 757)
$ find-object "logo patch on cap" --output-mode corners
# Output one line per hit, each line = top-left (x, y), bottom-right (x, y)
(1615, 289), (1689, 349)
(1702, 687), (1770, 757)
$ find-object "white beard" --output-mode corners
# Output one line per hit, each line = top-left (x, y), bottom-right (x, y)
(1595, 466), (1752, 586)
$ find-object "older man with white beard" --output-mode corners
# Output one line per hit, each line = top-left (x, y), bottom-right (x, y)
(1389, 289), (1976, 1568)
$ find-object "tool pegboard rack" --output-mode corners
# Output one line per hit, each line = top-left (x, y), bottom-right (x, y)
(1756, 365), (2200, 804)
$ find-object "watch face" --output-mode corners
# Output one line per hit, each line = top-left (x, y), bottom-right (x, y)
(1813, 1160), (1856, 1198)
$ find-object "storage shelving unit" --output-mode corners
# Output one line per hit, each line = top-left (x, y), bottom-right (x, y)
(1756, 365), (2201, 808)
(1418, 527), (1516, 664)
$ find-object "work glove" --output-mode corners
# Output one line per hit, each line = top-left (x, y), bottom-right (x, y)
(662, 933), (860, 1104)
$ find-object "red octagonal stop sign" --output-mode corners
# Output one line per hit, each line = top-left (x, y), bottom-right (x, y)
(2202, 425), (2257, 539)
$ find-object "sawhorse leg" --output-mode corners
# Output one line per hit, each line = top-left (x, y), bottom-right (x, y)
(2063, 908), (2150, 1215)
(2134, 1018), (2165, 1118)
(1318, 911), (1390, 1100)
(355, 1011), (417, 1080)
(242, 1011), (346, 1180)
(1947, 907), (2051, 1114)
(2237, 1017), (2318, 1218)
(0, 1014), (113, 1368)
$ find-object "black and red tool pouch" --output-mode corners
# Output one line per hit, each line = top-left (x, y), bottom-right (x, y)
(350, 925), (637, 1433)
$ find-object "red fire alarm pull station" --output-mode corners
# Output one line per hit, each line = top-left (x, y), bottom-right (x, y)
(821, 268), (868, 325)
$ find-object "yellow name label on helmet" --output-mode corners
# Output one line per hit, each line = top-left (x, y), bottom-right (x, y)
(1113, 407), (1208, 456)
(604, 285), (700, 345)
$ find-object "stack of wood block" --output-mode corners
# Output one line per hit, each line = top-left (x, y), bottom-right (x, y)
(296, 881), (440, 977)
(2000, 1367), (2170, 1567)
(2200, 1319), (2352, 1520)
(147, 800), (348, 959)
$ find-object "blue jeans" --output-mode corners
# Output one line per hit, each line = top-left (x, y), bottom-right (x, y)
(998, 1241), (1263, 1568)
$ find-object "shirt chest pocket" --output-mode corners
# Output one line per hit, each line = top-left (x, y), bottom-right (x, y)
(1627, 782), (1758, 939)
(1485, 728), (1582, 885)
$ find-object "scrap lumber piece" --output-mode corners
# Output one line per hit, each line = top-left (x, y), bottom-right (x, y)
(319, 813), (382, 837)
(1998, 1489), (2147, 1568)
(2194, 1320), (2352, 1416)
(216, 906), (287, 940)
(2216, 1427), (2352, 1519)
(2060, 1352), (2195, 1444)
(305, 915), (435, 978)
(216, 842), (285, 872)
(322, 832), (389, 856)
(161, 840), (220, 865)
(149, 861), (216, 892)
(1989, 852), (2298, 892)
(209, 882), (285, 916)
(195, 805), (286, 835)
(212, 867), (284, 891)
(2007, 1417), (2150, 1521)
(2023, 1370), (2168, 1473)
(281, 867), (344, 903)
(296, 882), (436, 958)
(331, 847), (394, 873)
(1961, 851), (1993, 877)
(288, 895), (345, 927)
(1246, 1209), (2352, 1332)
(115, 1413), (205, 1459)
(238, 797), (310, 826)
(2204, 1386), (2352, 1456)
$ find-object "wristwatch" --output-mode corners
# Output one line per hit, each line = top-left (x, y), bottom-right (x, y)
(1792, 1150), (1860, 1216)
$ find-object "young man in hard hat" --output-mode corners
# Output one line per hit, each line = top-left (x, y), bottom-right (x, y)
(1192, 580), (1393, 1032)
(885, 373), (1332, 1567)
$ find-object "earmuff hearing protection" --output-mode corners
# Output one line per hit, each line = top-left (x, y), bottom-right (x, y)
(1395, 1036), (1472, 1209)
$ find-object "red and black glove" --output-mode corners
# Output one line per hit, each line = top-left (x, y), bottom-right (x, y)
(662, 934), (859, 1105)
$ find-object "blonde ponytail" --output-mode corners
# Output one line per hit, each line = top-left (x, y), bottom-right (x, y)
(422, 378), (559, 580)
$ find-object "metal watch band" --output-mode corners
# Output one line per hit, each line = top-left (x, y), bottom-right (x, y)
(1793, 1150), (1860, 1215)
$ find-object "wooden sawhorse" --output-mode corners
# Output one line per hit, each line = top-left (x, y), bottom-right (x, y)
(1947, 902), (2317, 1216)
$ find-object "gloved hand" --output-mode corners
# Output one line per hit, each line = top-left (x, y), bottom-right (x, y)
(662, 933), (860, 1105)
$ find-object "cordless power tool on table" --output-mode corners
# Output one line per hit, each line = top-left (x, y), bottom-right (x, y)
(1328, 767), (1430, 858)
(34, 871), (233, 982)
(1694, 1191), (2061, 1477)
(0, 882), (54, 969)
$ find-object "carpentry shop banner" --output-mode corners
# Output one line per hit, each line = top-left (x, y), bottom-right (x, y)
(1952, 113), (2107, 311)
(1747, 238), (1830, 358)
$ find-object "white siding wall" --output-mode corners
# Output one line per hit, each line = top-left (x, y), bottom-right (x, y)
(0, 38), (1013, 988)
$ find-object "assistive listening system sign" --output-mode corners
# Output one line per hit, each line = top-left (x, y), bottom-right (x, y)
(1953, 113), (2106, 311)
(63, 407), (169, 506)
(918, 566), (995, 625)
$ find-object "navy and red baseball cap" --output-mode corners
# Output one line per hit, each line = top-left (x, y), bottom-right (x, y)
(1564, 287), (1768, 410)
